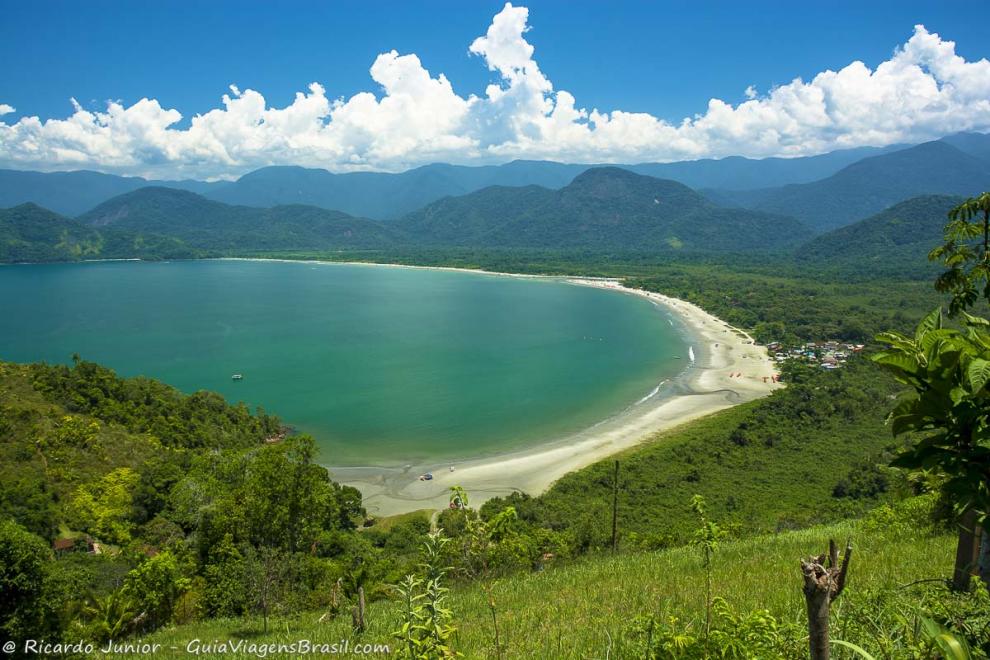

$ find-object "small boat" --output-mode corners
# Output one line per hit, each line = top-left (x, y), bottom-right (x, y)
(231, 374), (243, 380)
(419, 472), (434, 481)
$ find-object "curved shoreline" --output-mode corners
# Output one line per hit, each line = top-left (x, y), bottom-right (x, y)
(322, 271), (782, 517)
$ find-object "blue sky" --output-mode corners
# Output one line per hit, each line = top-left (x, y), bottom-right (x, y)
(1, 1), (989, 177)
(3, 0), (986, 122)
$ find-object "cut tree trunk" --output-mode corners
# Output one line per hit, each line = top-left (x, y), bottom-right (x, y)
(979, 527), (990, 594)
(351, 585), (366, 632)
(801, 539), (852, 660)
(953, 509), (981, 592)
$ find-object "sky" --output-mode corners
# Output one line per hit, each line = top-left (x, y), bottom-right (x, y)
(1, 0), (989, 179)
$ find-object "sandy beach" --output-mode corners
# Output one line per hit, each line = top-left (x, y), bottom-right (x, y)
(331, 274), (782, 517)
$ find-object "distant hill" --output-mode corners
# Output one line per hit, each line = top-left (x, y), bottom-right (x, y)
(715, 141), (990, 232)
(795, 194), (964, 278)
(0, 202), (194, 263)
(627, 144), (904, 191)
(203, 162), (589, 219)
(77, 187), (397, 251)
(201, 148), (902, 219)
(2, 134), (987, 223)
(0, 169), (224, 217)
(398, 167), (811, 251)
(940, 131), (990, 163)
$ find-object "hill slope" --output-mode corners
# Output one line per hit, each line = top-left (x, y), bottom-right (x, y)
(796, 194), (964, 278)
(0, 203), (106, 262)
(77, 187), (398, 251)
(399, 167), (811, 251)
(720, 141), (990, 232)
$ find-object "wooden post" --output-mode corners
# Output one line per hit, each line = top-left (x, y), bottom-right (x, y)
(801, 539), (852, 660)
(952, 509), (980, 592)
(610, 460), (619, 552)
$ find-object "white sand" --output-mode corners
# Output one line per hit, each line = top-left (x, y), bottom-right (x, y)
(330, 275), (782, 517)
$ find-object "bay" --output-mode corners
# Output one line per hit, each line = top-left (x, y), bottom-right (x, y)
(0, 260), (687, 465)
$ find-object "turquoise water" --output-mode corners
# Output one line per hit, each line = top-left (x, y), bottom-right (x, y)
(0, 260), (687, 465)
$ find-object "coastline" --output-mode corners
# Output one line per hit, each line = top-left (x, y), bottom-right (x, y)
(297, 264), (783, 517)
(9, 257), (782, 515)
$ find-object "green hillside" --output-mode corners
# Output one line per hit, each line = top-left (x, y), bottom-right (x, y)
(0, 203), (106, 262)
(796, 194), (965, 278)
(77, 187), (398, 251)
(141, 509), (962, 659)
(399, 167), (811, 251)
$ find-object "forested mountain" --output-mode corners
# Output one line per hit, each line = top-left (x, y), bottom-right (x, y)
(0, 140), (922, 220)
(202, 147), (899, 219)
(0, 203), (107, 262)
(398, 167), (811, 251)
(714, 140), (990, 232)
(796, 194), (964, 278)
(77, 187), (398, 251)
(0, 203), (196, 262)
(0, 169), (225, 217)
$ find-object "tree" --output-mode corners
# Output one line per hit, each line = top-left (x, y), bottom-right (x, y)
(0, 519), (62, 644)
(122, 551), (189, 631)
(69, 467), (140, 544)
(871, 308), (990, 590)
(243, 546), (285, 634)
(930, 192), (990, 316)
(242, 436), (341, 552)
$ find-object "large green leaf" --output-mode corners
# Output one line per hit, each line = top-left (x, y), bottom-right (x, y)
(968, 358), (990, 393)
(870, 351), (919, 376)
(914, 307), (943, 342)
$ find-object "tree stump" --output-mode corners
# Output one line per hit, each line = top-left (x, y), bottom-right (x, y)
(801, 539), (852, 660)
(953, 509), (981, 592)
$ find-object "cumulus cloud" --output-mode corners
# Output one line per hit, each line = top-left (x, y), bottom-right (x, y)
(1, 4), (989, 179)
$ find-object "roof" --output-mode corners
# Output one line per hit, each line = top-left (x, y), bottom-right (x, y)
(53, 538), (76, 551)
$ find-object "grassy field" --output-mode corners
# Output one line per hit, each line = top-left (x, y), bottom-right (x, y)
(139, 510), (954, 659)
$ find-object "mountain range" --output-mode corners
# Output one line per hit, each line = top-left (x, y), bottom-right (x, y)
(397, 168), (810, 251)
(1, 168), (811, 261)
(715, 136), (990, 232)
(2, 132), (989, 268)
(0, 138), (948, 221)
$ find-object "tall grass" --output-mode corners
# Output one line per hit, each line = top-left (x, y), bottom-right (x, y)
(140, 518), (952, 659)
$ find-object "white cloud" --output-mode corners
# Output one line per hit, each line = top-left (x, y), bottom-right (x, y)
(1, 5), (989, 179)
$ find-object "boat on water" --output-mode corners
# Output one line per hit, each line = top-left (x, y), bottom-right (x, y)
(231, 374), (243, 380)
